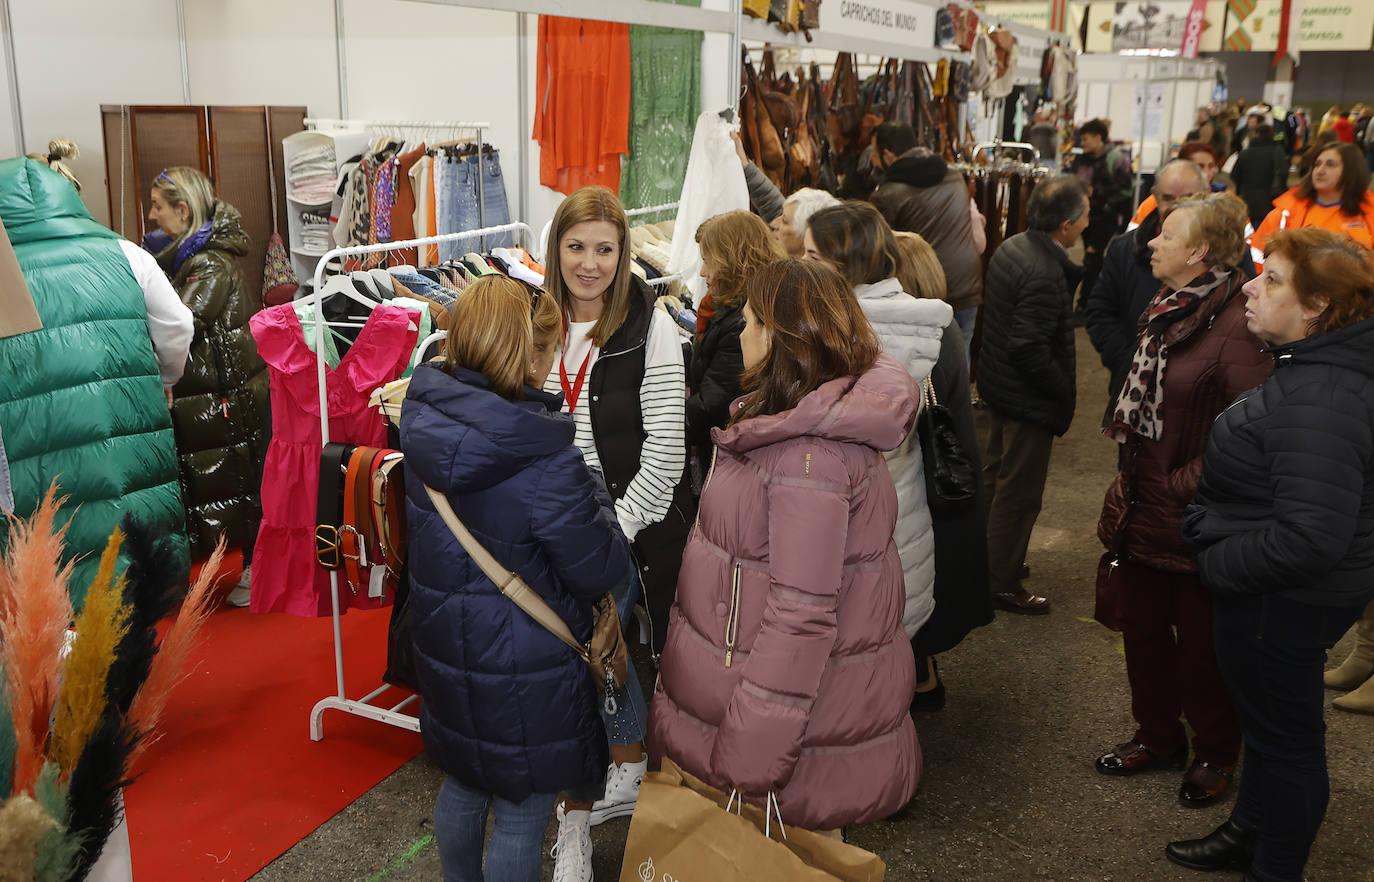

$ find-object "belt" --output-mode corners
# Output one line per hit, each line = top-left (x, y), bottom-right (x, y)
(371, 452), (406, 593)
(316, 442), (356, 570)
(342, 445), (386, 594)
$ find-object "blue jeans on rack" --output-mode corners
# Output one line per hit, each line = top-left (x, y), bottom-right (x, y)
(452, 151), (514, 250)
(602, 562), (649, 747)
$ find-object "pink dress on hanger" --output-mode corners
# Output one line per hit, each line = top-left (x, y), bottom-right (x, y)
(248, 303), (418, 617)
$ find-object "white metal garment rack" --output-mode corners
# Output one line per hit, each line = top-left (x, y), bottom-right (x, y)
(626, 201), (683, 288)
(307, 221), (536, 741)
(303, 118), (496, 248)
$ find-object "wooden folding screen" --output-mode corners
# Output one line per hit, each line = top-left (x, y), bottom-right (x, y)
(100, 104), (306, 306)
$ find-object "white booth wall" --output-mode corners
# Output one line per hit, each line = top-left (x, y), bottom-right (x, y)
(1075, 54), (1221, 172)
(0, 0), (739, 236)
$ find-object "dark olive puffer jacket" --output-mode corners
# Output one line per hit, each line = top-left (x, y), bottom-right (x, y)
(156, 201), (268, 556)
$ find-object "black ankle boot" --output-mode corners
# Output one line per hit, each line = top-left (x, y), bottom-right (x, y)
(1165, 819), (1255, 871)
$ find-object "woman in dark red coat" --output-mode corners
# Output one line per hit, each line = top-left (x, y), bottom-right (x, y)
(1092, 193), (1272, 806)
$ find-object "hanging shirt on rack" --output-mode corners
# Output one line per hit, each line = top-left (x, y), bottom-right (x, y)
(248, 303), (418, 617)
(533, 15), (631, 195)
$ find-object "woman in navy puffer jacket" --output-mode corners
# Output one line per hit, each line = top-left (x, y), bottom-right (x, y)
(400, 275), (629, 882)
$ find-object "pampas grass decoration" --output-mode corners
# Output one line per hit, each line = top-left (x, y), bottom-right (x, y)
(32, 760), (80, 882)
(64, 714), (139, 882)
(52, 528), (132, 778)
(0, 483), (75, 797)
(106, 516), (184, 717)
(0, 793), (58, 882)
(125, 536), (227, 769)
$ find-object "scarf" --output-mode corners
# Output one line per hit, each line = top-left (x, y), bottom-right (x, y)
(1105, 268), (1235, 444)
(142, 220), (214, 273)
(695, 293), (716, 334)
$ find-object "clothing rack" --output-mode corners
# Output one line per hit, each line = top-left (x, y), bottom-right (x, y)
(972, 139), (1041, 165)
(307, 220), (536, 742)
(303, 117), (497, 249)
(625, 201), (679, 219)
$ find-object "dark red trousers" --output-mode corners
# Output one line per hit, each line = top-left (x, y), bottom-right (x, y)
(1118, 559), (1241, 767)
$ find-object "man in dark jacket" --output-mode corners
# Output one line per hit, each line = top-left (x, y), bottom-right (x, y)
(976, 174), (1090, 614)
(1230, 124), (1289, 228)
(1085, 159), (1209, 419)
(870, 122), (983, 350)
(1070, 119), (1134, 311)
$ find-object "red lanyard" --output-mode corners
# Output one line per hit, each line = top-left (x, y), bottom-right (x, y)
(559, 317), (595, 413)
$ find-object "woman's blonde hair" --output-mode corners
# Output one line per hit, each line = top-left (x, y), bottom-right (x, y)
(543, 187), (633, 346)
(444, 275), (535, 400)
(892, 232), (947, 301)
(1172, 192), (1249, 269)
(695, 210), (786, 309)
(531, 284), (561, 353)
(27, 138), (81, 191)
(151, 166), (216, 250)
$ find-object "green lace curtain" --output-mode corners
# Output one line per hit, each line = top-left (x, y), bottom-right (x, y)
(619, 3), (703, 216)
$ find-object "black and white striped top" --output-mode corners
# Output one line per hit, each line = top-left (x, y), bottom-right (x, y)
(545, 308), (686, 541)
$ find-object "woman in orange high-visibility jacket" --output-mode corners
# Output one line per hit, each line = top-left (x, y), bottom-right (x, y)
(1250, 143), (1374, 272)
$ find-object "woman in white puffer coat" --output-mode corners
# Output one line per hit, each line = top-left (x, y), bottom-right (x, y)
(804, 201), (952, 637)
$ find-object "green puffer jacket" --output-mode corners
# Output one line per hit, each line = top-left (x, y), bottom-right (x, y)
(154, 201), (269, 557)
(0, 158), (189, 607)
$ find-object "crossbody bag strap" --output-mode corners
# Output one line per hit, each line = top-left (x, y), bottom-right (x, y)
(422, 484), (589, 662)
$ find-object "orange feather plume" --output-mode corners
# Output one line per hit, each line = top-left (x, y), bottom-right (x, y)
(0, 483), (76, 797)
(125, 536), (228, 769)
(52, 527), (132, 777)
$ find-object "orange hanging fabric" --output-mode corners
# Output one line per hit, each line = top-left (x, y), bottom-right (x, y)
(532, 16), (631, 195)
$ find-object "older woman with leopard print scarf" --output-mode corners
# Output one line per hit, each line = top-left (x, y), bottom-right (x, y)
(1091, 193), (1273, 808)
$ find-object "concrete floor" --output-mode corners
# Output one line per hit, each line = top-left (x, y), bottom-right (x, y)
(252, 329), (1374, 882)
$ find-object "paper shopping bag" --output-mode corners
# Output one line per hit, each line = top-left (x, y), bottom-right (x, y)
(619, 758), (885, 882)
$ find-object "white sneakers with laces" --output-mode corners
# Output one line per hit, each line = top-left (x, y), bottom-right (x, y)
(551, 802), (593, 882)
(225, 565), (251, 608)
(588, 753), (647, 826)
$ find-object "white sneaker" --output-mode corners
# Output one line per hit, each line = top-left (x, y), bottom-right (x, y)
(550, 802), (592, 882)
(226, 566), (251, 607)
(588, 753), (646, 826)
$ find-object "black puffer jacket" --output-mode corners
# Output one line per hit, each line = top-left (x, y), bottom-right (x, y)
(586, 278), (695, 651)
(1184, 316), (1374, 608)
(157, 200), (269, 556)
(1084, 212), (1164, 402)
(686, 304), (744, 471)
(975, 230), (1081, 436)
(870, 149), (982, 313)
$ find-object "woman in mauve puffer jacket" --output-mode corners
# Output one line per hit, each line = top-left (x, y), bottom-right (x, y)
(648, 259), (922, 831)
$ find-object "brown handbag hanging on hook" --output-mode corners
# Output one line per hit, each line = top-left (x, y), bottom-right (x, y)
(744, 51), (788, 188)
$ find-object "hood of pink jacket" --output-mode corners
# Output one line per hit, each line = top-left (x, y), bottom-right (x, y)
(713, 353), (918, 456)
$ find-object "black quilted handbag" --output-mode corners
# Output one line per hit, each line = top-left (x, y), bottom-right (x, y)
(917, 376), (977, 517)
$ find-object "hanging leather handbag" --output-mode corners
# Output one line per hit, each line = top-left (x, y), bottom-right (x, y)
(917, 376), (977, 518)
(422, 484), (629, 712)
(1094, 552), (1125, 632)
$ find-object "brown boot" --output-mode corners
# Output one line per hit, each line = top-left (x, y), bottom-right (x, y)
(1325, 599), (1374, 690)
(1333, 673), (1374, 714)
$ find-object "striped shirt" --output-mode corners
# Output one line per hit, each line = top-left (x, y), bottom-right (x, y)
(546, 308), (686, 541)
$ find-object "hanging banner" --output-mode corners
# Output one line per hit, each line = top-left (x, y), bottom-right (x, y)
(820, 0), (936, 46)
(1086, 1), (1225, 53)
(1297, 2), (1374, 50)
(1181, 0), (1211, 57)
(1226, 0), (1373, 51)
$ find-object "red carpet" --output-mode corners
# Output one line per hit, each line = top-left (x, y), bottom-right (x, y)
(122, 557), (424, 881)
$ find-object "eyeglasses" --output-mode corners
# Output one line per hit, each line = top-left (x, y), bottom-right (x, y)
(156, 168), (173, 186)
(510, 276), (545, 308)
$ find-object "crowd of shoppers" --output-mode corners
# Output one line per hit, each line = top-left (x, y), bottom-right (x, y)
(7, 102), (1374, 882)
